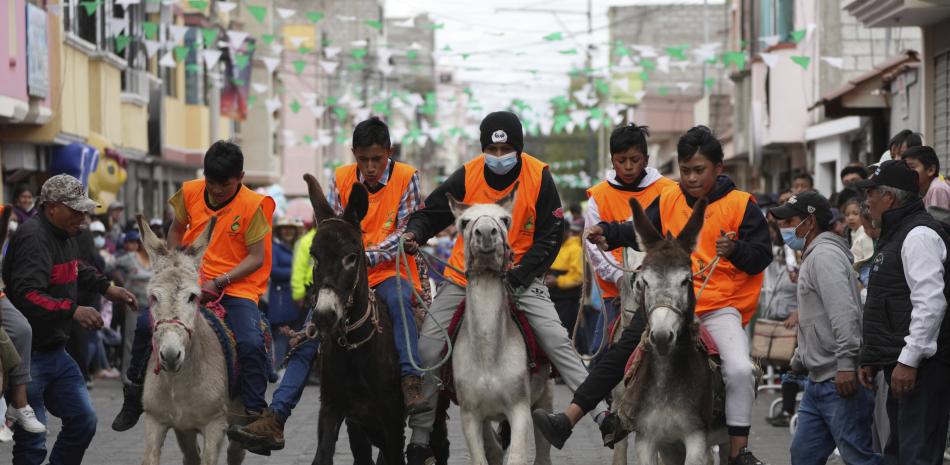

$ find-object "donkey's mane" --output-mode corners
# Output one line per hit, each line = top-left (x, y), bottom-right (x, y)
(641, 240), (692, 270)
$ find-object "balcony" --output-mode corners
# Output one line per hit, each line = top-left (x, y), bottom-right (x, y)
(845, 0), (950, 27)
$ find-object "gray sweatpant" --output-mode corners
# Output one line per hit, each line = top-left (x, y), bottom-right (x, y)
(1, 296), (32, 385)
(408, 278), (607, 445)
(699, 307), (756, 428)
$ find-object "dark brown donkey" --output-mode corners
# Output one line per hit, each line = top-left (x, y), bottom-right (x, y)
(303, 174), (406, 465)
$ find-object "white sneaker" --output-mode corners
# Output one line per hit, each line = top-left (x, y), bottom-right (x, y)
(0, 422), (13, 442)
(6, 405), (46, 433)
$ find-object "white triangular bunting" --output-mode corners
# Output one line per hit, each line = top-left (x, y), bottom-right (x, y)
(276, 8), (295, 19)
(227, 31), (249, 49)
(108, 17), (128, 37)
(217, 1), (237, 13)
(324, 47), (341, 59)
(395, 17), (414, 28)
(319, 60), (339, 74)
(143, 40), (162, 58)
(821, 56), (844, 69)
(759, 52), (779, 68)
(252, 83), (268, 94)
(201, 49), (222, 68)
(261, 57), (280, 73)
(265, 97), (281, 113)
(159, 50), (177, 68)
(270, 43), (284, 55)
(168, 25), (188, 44)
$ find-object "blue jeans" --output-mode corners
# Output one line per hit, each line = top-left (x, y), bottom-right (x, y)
(222, 295), (269, 412)
(13, 348), (97, 465)
(270, 337), (320, 421)
(375, 276), (423, 378)
(590, 298), (620, 367)
(790, 379), (881, 465)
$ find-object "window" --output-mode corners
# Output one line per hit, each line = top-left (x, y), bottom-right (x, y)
(117, 4), (148, 95)
(184, 29), (204, 104)
(759, 0), (794, 44)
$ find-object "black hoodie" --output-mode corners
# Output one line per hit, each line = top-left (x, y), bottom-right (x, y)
(405, 155), (563, 289)
(598, 175), (773, 276)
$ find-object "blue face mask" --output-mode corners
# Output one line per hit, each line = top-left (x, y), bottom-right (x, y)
(484, 152), (518, 175)
(780, 217), (811, 251)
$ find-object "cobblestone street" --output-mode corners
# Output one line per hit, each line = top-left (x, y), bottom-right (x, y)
(1, 380), (796, 464)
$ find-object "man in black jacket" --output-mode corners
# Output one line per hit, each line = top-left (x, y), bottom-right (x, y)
(856, 160), (950, 465)
(3, 174), (136, 465)
(399, 111), (607, 464)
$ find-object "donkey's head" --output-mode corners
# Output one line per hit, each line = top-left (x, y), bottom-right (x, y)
(629, 197), (707, 356)
(135, 214), (215, 372)
(447, 186), (517, 275)
(303, 174), (369, 337)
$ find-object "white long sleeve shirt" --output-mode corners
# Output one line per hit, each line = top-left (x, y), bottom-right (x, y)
(584, 167), (665, 286)
(897, 226), (948, 367)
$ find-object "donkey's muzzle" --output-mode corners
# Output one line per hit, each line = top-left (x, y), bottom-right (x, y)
(159, 346), (184, 372)
(649, 330), (675, 356)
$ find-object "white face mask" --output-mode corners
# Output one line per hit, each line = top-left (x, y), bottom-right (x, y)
(93, 236), (106, 249)
(484, 151), (518, 175)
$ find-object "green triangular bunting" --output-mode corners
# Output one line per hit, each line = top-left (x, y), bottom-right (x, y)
(306, 11), (324, 23)
(293, 59), (306, 74)
(114, 34), (131, 54)
(143, 22), (158, 40)
(174, 45), (190, 62)
(189, 0), (208, 10)
(80, 1), (101, 15)
(247, 5), (267, 24)
(290, 100), (301, 113)
(790, 55), (811, 70)
(791, 29), (806, 44)
(543, 32), (563, 41)
(365, 20), (382, 30)
(201, 28), (218, 48)
(261, 34), (275, 46)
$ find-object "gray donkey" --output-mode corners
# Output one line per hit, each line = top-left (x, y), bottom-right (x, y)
(612, 197), (726, 465)
(136, 215), (246, 465)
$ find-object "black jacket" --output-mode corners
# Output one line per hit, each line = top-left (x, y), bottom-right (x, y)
(597, 176), (773, 276)
(860, 200), (950, 366)
(3, 214), (111, 351)
(405, 155), (563, 288)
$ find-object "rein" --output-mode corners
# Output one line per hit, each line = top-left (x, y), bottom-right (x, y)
(150, 291), (223, 374)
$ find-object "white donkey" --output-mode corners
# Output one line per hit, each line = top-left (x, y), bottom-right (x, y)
(136, 215), (246, 465)
(447, 190), (552, 465)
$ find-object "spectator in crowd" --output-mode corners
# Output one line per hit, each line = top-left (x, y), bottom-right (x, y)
(3, 174), (136, 465)
(761, 218), (802, 428)
(104, 202), (125, 254)
(111, 230), (152, 388)
(793, 173), (814, 194)
(856, 160), (950, 465)
(11, 185), (38, 226)
(902, 146), (950, 209)
(841, 166), (869, 188)
(546, 219), (584, 337)
(771, 191), (880, 465)
(268, 216), (302, 369)
(148, 217), (165, 240)
(886, 130), (923, 161)
(838, 189), (874, 289)
(290, 224), (315, 310)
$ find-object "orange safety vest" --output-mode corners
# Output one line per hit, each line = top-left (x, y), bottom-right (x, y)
(445, 153), (548, 287)
(335, 161), (422, 291)
(180, 180), (275, 303)
(658, 186), (764, 325)
(586, 177), (676, 298)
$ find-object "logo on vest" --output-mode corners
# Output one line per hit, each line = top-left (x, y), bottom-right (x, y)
(523, 214), (535, 232)
(491, 130), (508, 144)
(230, 215), (241, 232)
(383, 211), (396, 230)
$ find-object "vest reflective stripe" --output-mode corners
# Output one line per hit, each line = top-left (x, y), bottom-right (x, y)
(586, 177), (676, 298)
(445, 153), (548, 287)
(335, 162), (421, 290)
(181, 180), (275, 303)
(658, 187), (763, 324)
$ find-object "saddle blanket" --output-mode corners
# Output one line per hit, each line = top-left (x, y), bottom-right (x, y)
(440, 297), (551, 403)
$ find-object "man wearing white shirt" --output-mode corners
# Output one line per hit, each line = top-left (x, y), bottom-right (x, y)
(857, 160), (950, 465)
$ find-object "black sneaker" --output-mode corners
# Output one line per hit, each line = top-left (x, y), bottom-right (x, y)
(406, 443), (435, 465)
(765, 411), (791, 427)
(531, 409), (572, 449)
(111, 384), (144, 432)
(730, 447), (766, 465)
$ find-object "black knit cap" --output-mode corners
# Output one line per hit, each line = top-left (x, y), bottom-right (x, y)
(480, 111), (524, 154)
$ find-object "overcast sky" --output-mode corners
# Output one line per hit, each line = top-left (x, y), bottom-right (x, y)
(385, 0), (719, 114)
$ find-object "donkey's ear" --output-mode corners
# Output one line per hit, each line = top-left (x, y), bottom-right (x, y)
(0, 205), (11, 248)
(446, 192), (470, 219)
(496, 182), (519, 213)
(136, 214), (168, 259)
(343, 182), (369, 225)
(629, 198), (662, 250)
(676, 197), (707, 253)
(304, 174), (335, 223)
(185, 216), (216, 263)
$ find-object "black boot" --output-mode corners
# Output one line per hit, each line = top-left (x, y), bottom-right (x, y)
(531, 409), (573, 449)
(112, 383), (144, 432)
(406, 443), (435, 465)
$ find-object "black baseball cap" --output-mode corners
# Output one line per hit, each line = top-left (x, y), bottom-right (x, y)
(769, 191), (834, 228)
(854, 160), (920, 195)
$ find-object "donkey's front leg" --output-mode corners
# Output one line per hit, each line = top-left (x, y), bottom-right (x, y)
(505, 402), (532, 465)
(460, 408), (489, 465)
(141, 415), (170, 465)
(200, 416), (228, 465)
(313, 403), (344, 465)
